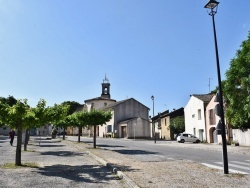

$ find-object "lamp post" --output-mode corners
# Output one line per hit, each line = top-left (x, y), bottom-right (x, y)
(204, 0), (228, 174)
(151, 95), (156, 143)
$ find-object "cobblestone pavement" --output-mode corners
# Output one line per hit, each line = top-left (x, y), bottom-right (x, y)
(0, 136), (127, 188)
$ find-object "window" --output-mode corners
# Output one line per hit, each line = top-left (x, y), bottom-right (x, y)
(192, 114), (195, 118)
(165, 118), (166, 126)
(107, 125), (112, 133)
(198, 109), (201, 120)
(209, 109), (215, 125)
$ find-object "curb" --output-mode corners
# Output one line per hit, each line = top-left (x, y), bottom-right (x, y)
(65, 139), (140, 188)
(87, 151), (140, 188)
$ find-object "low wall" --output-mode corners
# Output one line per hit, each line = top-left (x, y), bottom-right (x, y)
(232, 129), (250, 146)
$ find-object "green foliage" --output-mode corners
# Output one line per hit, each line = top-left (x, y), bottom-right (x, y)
(5, 99), (30, 129)
(223, 32), (250, 129)
(61, 101), (81, 115)
(70, 111), (88, 127)
(70, 109), (112, 127)
(86, 109), (112, 126)
(169, 116), (185, 135)
(47, 103), (69, 127)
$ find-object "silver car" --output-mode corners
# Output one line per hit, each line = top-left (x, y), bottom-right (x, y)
(177, 133), (200, 143)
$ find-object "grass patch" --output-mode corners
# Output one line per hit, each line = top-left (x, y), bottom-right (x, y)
(226, 173), (246, 178)
(1, 162), (39, 169)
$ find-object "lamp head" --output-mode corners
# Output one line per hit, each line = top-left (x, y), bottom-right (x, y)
(204, 0), (219, 16)
(151, 95), (154, 100)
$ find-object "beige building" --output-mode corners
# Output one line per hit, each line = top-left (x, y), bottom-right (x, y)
(152, 108), (184, 140)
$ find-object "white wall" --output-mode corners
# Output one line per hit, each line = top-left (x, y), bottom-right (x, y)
(98, 110), (114, 137)
(232, 129), (250, 146)
(184, 96), (206, 140)
(85, 99), (115, 111)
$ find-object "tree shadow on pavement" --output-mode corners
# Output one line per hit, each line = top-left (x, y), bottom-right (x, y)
(0, 140), (8, 143)
(97, 144), (125, 148)
(37, 144), (64, 147)
(40, 151), (87, 157)
(35, 164), (121, 184)
(112, 149), (158, 155)
(0, 137), (9, 141)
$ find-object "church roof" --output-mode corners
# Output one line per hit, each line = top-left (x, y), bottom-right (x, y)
(84, 97), (116, 103)
(101, 98), (150, 110)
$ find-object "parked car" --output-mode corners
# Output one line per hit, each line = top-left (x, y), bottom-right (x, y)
(177, 133), (200, 143)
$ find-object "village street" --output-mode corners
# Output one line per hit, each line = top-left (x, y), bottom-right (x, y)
(1, 135), (250, 187)
(67, 136), (250, 175)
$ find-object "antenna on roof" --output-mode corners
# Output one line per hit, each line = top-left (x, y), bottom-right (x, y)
(208, 78), (213, 92)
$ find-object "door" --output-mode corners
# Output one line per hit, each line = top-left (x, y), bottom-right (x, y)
(121, 126), (127, 138)
(199, 129), (203, 141)
(213, 129), (218, 143)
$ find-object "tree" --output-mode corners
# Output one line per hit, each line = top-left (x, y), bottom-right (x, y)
(223, 32), (250, 129)
(23, 99), (48, 151)
(70, 111), (88, 143)
(169, 116), (185, 138)
(47, 103), (69, 139)
(60, 101), (82, 140)
(86, 109), (112, 148)
(0, 98), (30, 165)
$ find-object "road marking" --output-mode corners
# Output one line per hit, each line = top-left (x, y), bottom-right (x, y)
(231, 161), (250, 167)
(215, 162), (250, 171)
(202, 163), (249, 174)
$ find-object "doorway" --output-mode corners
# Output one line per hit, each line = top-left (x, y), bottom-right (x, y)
(121, 126), (127, 138)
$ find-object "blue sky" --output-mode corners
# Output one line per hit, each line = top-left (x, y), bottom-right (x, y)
(0, 0), (249, 116)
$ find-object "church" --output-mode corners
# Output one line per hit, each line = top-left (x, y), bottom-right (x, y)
(79, 76), (151, 139)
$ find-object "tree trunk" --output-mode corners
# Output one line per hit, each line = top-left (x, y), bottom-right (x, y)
(63, 128), (65, 140)
(93, 125), (96, 148)
(15, 122), (23, 166)
(78, 126), (82, 143)
(24, 129), (29, 151)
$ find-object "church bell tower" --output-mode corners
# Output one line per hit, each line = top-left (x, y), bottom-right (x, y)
(101, 75), (111, 99)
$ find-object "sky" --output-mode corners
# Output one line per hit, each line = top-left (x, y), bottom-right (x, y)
(0, 0), (250, 116)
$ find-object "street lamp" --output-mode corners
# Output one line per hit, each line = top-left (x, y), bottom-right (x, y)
(204, 0), (229, 174)
(151, 95), (156, 143)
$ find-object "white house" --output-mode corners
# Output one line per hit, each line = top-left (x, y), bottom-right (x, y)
(184, 94), (214, 141)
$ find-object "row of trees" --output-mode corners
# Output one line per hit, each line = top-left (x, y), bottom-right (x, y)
(0, 96), (112, 166)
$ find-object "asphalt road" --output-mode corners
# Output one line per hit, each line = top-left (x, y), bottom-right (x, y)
(67, 136), (250, 174)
